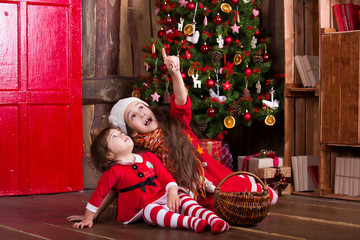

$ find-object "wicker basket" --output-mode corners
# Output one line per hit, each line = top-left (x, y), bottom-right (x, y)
(214, 171), (271, 226)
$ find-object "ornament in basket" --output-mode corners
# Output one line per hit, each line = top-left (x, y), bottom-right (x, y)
(214, 171), (271, 226)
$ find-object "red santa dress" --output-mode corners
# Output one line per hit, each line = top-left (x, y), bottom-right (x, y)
(86, 152), (177, 224)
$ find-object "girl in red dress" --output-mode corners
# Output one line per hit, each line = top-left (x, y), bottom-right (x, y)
(108, 49), (278, 211)
(70, 127), (229, 234)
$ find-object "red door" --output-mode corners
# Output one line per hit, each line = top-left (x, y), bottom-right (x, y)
(0, 0), (82, 196)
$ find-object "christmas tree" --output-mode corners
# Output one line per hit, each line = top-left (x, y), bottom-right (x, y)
(132, 0), (284, 139)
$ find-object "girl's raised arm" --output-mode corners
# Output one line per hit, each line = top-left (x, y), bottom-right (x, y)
(161, 48), (187, 106)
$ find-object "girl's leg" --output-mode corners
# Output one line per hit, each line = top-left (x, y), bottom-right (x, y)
(143, 203), (207, 233)
(178, 192), (229, 234)
(240, 174), (279, 205)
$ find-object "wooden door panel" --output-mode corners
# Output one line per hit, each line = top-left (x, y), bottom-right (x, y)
(0, 3), (18, 90)
(0, 106), (20, 194)
(28, 5), (68, 90)
(0, 0), (82, 196)
(28, 105), (70, 192)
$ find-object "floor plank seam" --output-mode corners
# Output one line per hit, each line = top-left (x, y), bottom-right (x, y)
(270, 212), (360, 228)
(0, 224), (51, 240)
(229, 225), (306, 240)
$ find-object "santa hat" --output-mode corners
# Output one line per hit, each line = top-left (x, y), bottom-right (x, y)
(108, 97), (148, 134)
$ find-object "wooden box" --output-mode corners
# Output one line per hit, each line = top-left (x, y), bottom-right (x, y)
(320, 31), (360, 145)
(255, 167), (292, 196)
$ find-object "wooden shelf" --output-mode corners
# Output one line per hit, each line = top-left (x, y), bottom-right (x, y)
(285, 84), (319, 97)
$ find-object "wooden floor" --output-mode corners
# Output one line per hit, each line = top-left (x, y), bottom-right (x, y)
(1, 190), (360, 240)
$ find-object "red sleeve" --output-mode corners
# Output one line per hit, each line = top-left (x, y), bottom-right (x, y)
(170, 94), (192, 130)
(142, 152), (176, 187)
(88, 166), (121, 208)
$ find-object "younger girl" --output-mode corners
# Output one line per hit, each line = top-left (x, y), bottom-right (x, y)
(70, 127), (229, 234)
(108, 49), (278, 210)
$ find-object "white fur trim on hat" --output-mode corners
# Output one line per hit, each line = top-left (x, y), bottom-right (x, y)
(108, 97), (149, 134)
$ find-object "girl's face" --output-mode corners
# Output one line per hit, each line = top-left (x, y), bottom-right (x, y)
(106, 129), (133, 160)
(124, 101), (158, 136)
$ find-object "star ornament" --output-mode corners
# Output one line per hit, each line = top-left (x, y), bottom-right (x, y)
(151, 91), (160, 102)
(231, 23), (240, 33)
(222, 80), (232, 91)
(178, 0), (188, 7)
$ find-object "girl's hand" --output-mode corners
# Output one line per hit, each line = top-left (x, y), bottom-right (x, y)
(72, 219), (94, 229)
(167, 186), (181, 212)
(67, 215), (85, 222)
(161, 48), (180, 74)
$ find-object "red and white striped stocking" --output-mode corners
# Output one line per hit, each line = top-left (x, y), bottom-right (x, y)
(239, 174), (279, 205)
(143, 203), (207, 233)
(178, 193), (229, 234)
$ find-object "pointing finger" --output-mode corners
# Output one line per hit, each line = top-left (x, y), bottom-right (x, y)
(161, 48), (167, 59)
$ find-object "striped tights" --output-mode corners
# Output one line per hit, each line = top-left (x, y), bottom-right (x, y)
(143, 192), (229, 234)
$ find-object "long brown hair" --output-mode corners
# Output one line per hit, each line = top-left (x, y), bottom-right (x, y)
(90, 127), (119, 172)
(151, 106), (204, 197)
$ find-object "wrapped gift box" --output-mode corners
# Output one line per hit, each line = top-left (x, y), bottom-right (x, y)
(238, 156), (283, 173)
(198, 139), (222, 161)
(255, 166), (292, 196)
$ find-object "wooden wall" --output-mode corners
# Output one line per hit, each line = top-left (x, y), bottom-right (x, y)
(81, 0), (286, 187)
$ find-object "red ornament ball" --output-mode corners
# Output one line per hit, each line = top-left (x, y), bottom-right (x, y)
(157, 29), (166, 38)
(230, 0), (239, 4)
(243, 112), (252, 122)
(224, 36), (233, 45)
(160, 64), (167, 72)
(245, 67), (252, 76)
(263, 53), (270, 62)
(214, 15), (223, 25)
(200, 44), (210, 53)
(205, 78), (215, 89)
(255, 30), (260, 36)
(207, 107), (216, 117)
(164, 15), (173, 25)
(186, 2), (196, 11)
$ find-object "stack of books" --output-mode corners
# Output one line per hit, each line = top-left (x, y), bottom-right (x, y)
(294, 55), (319, 88)
(334, 157), (360, 197)
(333, 3), (360, 32)
(291, 156), (319, 192)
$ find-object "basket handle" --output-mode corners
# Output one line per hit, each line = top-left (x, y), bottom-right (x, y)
(215, 171), (269, 194)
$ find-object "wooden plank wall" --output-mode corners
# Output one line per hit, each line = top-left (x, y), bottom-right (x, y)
(81, 0), (285, 186)
(292, 0), (320, 157)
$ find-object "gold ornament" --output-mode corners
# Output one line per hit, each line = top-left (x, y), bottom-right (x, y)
(220, 3), (232, 13)
(187, 65), (195, 76)
(265, 115), (276, 126)
(234, 54), (242, 65)
(183, 24), (194, 35)
(224, 116), (236, 129)
(132, 90), (140, 98)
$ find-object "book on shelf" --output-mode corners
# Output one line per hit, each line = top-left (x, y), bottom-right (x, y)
(335, 157), (360, 197)
(294, 55), (310, 88)
(333, 4), (346, 31)
(294, 55), (318, 88)
(341, 4), (350, 31)
(344, 3), (360, 30)
(291, 155), (318, 192)
(308, 165), (319, 188)
(302, 55), (319, 87)
(291, 156), (300, 192)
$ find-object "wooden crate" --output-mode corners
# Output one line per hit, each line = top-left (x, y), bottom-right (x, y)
(320, 31), (360, 145)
